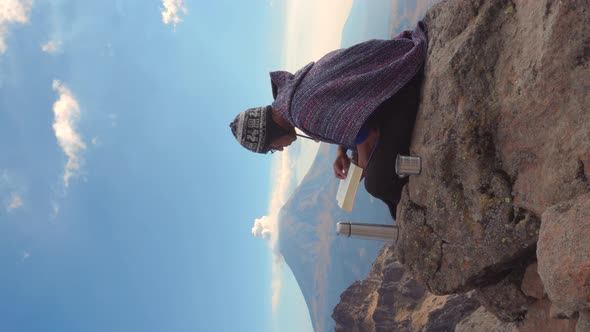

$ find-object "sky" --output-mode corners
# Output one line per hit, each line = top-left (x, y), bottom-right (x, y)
(0, 0), (353, 331)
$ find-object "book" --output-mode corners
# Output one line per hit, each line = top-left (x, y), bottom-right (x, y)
(336, 163), (363, 212)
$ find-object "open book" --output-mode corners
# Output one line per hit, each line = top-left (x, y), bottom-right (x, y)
(336, 163), (363, 212)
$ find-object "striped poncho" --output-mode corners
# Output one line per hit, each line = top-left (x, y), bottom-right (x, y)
(271, 22), (428, 149)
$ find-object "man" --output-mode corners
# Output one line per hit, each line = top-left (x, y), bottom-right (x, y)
(230, 22), (427, 219)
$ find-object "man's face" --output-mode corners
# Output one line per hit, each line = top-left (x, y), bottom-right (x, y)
(269, 133), (297, 152)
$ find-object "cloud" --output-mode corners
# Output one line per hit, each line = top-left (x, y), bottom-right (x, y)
(1, 171), (27, 212)
(250, 150), (297, 311)
(252, 152), (294, 245)
(51, 200), (60, 216)
(161, 0), (187, 27)
(7, 193), (23, 211)
(0, 0), (33, 54)
(263, 0), (353, 317)
(283, 0), (353, 70)
(41, 40), (62, 53)
(252, 216), (274, 239)
(51, 80), (86, 187)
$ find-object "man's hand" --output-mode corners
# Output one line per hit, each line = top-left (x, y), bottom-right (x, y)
(356, 128), (379, 168)
(333, 147), (351, 179)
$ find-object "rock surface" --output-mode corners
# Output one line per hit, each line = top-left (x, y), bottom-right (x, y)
(519, 299), (578, 332)
(333, 0), (590, 330)
(456, 307), (519, 332)
(577, 311), (590, 332)
(537, 193), (590, 313)
(520, 262), (545, 300)
(332, 245), (479, 331)
(475, 267), (534, 322)
(396, 0), (590, 295)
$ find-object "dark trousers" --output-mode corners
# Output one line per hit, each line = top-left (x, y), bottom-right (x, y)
(363, 70), (423, 220)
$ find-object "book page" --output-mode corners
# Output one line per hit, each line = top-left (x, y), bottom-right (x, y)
(336, 163), (363, 212)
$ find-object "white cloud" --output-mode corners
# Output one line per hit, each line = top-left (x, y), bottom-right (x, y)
(0, 0), (33, 54)
(271, 265), (283, 310)
(51, 80), (86, 187)
(161, 0), (187, 27)
(41, 40), (62, 53)
(252, 216), (274, 239)
(50, 200), (60, 219)
(1, 171), (27, 212)
(283, 0), (353, 71)
(256, 0), (354, 315)
(257, 0), (354, 318)
(91, 137), (102, 146)
(7, 193), (23, 211)
(250, 150), (296, 312)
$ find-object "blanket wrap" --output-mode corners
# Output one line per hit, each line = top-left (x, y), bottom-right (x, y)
(271, 22), (428, 149)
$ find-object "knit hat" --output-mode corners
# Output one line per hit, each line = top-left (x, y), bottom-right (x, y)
(229, 105), (272, 154)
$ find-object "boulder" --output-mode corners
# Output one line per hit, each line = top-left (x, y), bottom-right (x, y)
(455, 307), (519, 332)
(396, 0), (590, 295)
(537, 193), (590, 313)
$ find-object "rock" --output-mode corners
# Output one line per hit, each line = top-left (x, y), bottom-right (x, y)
(396, 0), (590, 295)
(537, 193), (590, 313)
(577, 311), (590, 332)
(519, 299), (578, 332)
(334, 0), (590, 327)
(333, 245), (415, 332)
(521, 262), (545, 300)
(422, 293), (479, 331)
(332, 246), (390, 332)
(333, 279), (381, 332)
(455, 307), (519, 332)
(332, 245), (478, 332)
(475, 268), (534, 321)
(550, 304), (579, 320)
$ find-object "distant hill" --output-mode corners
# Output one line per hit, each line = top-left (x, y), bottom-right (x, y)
(277, 143), (393, 332)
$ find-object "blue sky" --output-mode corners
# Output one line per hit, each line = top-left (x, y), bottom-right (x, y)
(0, 0), (301, 331)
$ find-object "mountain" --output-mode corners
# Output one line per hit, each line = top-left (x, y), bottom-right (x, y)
(277, 143), (393, 332)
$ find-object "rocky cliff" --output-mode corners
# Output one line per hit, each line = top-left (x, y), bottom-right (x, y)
(333, 244), (479, 331)
(333, 0), (589, 330)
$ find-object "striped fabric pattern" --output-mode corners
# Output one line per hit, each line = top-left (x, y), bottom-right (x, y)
(271, 22), (428, 149)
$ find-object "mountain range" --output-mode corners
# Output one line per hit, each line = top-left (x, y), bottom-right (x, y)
(277, 143), (393, 332)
